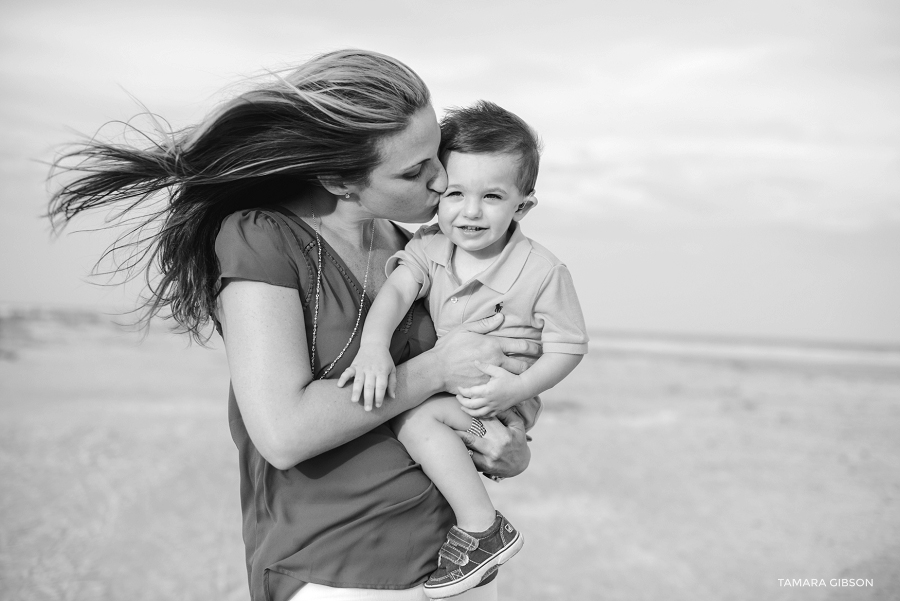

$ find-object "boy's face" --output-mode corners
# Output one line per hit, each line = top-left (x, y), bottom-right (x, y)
(438, 151), (535, 260)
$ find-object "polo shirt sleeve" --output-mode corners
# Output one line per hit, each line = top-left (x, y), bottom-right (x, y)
(215, 210), (301, 290)
(385, 226), (434, 300)
(534, 265), (590, 355)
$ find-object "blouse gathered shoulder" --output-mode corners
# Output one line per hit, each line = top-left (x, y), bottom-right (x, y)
(214, 207), (452, 601)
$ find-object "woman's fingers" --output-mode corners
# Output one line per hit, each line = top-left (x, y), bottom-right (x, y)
(454, 413), (530, 478)
(459, 311), (504, 334)
(474, 361), (508, 378)
(497, 355), (531, 375)
(496, 336), (542, 357)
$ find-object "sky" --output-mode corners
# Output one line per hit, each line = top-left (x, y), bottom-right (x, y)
(2, 0), (899, 344)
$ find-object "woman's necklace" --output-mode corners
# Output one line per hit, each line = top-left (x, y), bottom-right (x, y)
(308, 212), (376, 378)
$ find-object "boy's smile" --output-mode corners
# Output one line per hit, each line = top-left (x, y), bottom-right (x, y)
(438, 151), (535, 261)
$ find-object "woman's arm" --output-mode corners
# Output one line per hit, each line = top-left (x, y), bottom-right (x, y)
(219, 279), (443, 469)
(219, 279), (541, 470)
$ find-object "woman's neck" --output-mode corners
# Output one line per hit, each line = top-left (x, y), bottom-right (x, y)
(283, 187), (375, 249)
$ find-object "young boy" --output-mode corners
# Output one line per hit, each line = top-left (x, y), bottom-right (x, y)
(337, 101), (589, 598)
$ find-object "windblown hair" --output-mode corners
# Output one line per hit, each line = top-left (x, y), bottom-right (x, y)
(47, 49), (430, 342)
(438, 100), (542, 194)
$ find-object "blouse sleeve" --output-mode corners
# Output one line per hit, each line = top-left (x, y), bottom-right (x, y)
(385, 225), (435, 300)
(215, 210), (301, 290)
(533, 265), (590, 355)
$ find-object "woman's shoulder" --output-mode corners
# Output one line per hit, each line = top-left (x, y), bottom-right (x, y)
(215, 208), (313, 293)
(217, 208), (312, 252)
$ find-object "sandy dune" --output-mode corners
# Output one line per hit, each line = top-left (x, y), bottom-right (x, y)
(1, 308), (898, 600)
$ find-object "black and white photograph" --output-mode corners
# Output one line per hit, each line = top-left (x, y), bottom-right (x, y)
(1, 1), (898, 600)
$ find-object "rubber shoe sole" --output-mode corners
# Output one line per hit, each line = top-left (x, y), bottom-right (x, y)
(423, 531), (523, 599)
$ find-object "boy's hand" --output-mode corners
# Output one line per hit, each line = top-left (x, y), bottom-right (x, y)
(455, 362), (530, 418)
(336, 345), (397, 411)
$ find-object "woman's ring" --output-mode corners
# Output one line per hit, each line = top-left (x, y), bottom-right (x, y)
(466, 418), (487, 438)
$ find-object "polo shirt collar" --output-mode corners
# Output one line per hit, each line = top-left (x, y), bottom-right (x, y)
(423, 222), (533, 293)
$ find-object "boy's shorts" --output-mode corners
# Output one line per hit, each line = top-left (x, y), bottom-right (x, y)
(512, 396), (542, 432)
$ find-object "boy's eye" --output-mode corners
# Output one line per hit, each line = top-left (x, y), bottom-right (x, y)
(484, 194), (503, 200)
(443, 191), (463, 198)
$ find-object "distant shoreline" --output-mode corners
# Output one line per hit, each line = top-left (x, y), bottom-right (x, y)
(2, 301), (898, 368)
(590, 327), (900, 354)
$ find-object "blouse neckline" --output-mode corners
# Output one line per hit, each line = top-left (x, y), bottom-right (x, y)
(272, 204), (376, 308)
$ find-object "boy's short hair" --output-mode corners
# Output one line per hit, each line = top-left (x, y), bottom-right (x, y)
(439, 100), (543, 194)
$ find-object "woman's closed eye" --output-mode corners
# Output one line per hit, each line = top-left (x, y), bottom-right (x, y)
(402, 167), (423, 180)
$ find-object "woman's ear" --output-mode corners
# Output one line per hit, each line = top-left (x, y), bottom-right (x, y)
(512, 193), (538, 221)
(317, 176), (352, 199)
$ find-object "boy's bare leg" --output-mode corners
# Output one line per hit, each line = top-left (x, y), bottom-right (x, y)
(392, 395), (496, 532)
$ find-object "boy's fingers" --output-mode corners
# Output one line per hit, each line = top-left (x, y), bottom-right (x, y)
(465, 405), (492, 418)
(363, 378), (375, 411)
(460, 404), (490, 417)
(351, 374), (364, 403)
(337, 367), (355, 388)
(466, 384), (488, 397)
(457, 395), (485, 409)
(387, 371), (397, 399)
(375, 376), (387, 408)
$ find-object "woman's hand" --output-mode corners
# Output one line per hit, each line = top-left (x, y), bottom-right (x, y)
(432, 313), (541, 395)
(454, 409), (530, 478)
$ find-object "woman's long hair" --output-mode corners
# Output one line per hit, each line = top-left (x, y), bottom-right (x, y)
(47, 49), (430, 343)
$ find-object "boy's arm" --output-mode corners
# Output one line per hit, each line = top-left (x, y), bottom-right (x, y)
(360, 265), (422, 347)
(456, 351), (583, 417)
(336, 265), (422, 409)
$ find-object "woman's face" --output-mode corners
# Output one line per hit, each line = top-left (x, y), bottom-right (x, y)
(351, 105), (447, 223)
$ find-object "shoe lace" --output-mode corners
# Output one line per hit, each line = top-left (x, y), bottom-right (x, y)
(437, 526), (478, 568)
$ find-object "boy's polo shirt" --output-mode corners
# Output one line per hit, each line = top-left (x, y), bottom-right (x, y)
(387, 222), (589, 355)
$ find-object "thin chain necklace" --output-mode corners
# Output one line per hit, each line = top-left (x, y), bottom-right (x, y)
(308, 211), (376, 379)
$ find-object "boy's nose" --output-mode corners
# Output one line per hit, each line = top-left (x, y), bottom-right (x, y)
(462, 197), (482, 218)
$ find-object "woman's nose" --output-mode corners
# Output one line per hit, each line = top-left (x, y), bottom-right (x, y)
(427, 159), (448, 194)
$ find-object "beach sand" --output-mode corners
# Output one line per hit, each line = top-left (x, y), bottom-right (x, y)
(1, 309), (898, 600)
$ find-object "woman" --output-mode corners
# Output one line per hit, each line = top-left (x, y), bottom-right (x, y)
(48, 50), (535, 600)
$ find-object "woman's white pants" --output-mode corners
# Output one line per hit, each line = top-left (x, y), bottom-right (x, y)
(289, 579), (498, 601)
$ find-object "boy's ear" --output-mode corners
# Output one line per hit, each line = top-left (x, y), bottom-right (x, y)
(317, 176), (354, 199)
(512, 193), (538, 221)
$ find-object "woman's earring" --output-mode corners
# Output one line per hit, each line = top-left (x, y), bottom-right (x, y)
(344, 192), (351, 199)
